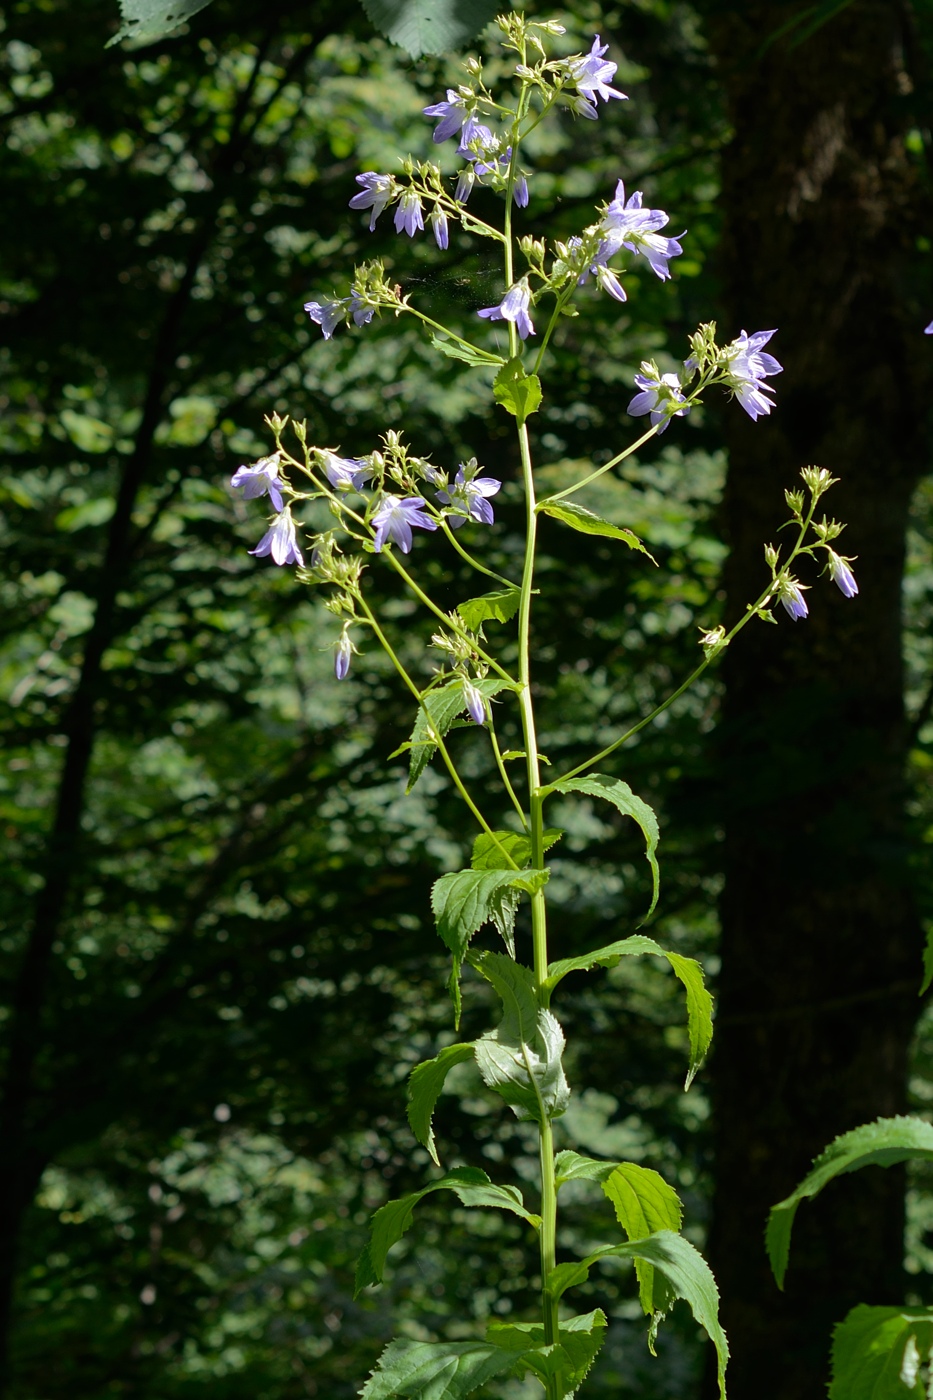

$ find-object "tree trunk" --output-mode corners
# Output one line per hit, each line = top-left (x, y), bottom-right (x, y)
(699, 3), (930, 1396)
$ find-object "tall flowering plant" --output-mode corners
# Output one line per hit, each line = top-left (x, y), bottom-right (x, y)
(231, 17), (857, 1397)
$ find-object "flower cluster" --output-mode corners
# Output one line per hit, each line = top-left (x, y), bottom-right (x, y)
(758, 468), (858, 624)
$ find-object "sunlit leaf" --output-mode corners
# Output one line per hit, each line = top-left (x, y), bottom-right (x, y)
(551, 773), (660, 917)
(407, 1043), (475, 1165)
(457, 588), (520, 631)
(602, 1163), (683, 1313)
(537, 500), (655, 559)
(470, 951), (570, 1122)
(829, 1304), (933, 1400)
(360, 0), (502, 58)
(493, 357), (542, 423)
(107, 0), (215, 47)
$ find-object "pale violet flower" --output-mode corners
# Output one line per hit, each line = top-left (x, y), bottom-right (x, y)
(567, 35), (628, 117)
(593, 263), (627, 303)
(779, 579), (809, 621)
(827, 551), (859, 598)
(423, 90), (469, 144)
(463, 679), (486, 726)
(513, 175), (529, 208)
(348, 172), (395, 231)
(335, 627), (356, 680)
(725, 329), (783, 420)
(430, 206), (449, 250)
(627, 362), (690, 433)
(321, 451), (370, 492)
(394, 189), (424, 238)
(250, 507), (304, 567)
(926, 320), (933, 334)
(231, 455), (284, 512)
(478, 278), (535, 340)
(371, 495), (437, 553)
(436, 463), (501, 527)
(304, 297), (348, 339)
(455, 167), (476, 204)
(599, 182), (683, 280)
(458, 115), (496, 158)
(348, 291), (375, 329)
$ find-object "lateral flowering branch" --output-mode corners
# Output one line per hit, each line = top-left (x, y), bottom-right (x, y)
(226, 14), (858, 1399)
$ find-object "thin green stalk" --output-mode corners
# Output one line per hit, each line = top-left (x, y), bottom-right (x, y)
(355, 593), (519, 869)
(440, 518), (520, 590)
(487, 714), (527, 826)
(541, 423), (660, 505)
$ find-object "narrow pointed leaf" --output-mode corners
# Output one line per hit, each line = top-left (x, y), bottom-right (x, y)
(457, 589), (521, 631)
(537, 500), (656, 560)
(470, 951), (570, 1122)
(829, 1304), (933, 1400)
(545, 935), (712, 1088)
(355, 1165), (538, 1295)
(602, 1164), (684, 1313)
(549, 1231), (728, 1398)
(767, 1116), (933, 1289)
(407, 1043), (475, 1165)
(430, 333), (504, 367)
(551, 774), (660, 918)
(554, 1151), (619, 1186)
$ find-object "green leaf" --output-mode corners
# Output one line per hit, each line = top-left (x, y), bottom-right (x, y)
(360, 1337), (519, 1399)
(602, 1164), (684, 1314)
(767, 1116), (933, 1290)
(493, 357), (543, 423)
(551, 1231), (729, 1398)
(406, 678), (509, 792)
(355, 1165), (538, 1295)
(431, 868), (548, 1021)
(59, 409), (114, 453)
(107, 0), (215, 47)
(537, 500), (656, 560)
(407, 1044), (475, 1165)
(471, 828), (563, 872)
(829, 1304), (933, 1400)
(429, 333), (504, 367)
(488, 1310), (608, 1397)
(544, 935), (712, 1088)
(359, 0), (502, 58)
(554, 1150), (619, 1187)
(457, 588), (521, 632)
(470, 951), (570, 1123)
(551, 773), (661, 919)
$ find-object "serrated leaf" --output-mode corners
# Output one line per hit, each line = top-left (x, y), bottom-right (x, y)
(829, 1304), (933, 1400)
(470, 951), (570, 1122)
(603, 1164), (684, 1314)
(431, 868), (548, 1022)
(537, 500), (656, 560)
(407, 678), (509, 792)
(544, 935), (712, 1089)
(551, 774), (660, 919)
(493, 357), (542, 423)
(360, 0), (502, 58)
(107, 0), (215, 46)
(407, 1044), (475, 1165)
(767, 1116), (933, 1290)
(550, 1231), (728, 1397)
(355, 1165), (538, 1295)
(457, 588), (521, 631)
(430, 332), (504, 367)
(488, 1310), (608, 1397)
(471, 828), (563, 872)
(360, 1337), (520, 1399)
(554, 1150), (619, 1187)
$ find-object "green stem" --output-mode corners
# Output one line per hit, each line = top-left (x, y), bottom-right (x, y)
(440, 519), (521, 590)
(487, 714), (527, 826)
(355, 593), (518, 868)
(541, 423), (661, 505)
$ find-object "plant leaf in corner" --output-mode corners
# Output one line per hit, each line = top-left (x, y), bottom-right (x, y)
(493, 357), (542, 423)
(538, 500), (656, 561)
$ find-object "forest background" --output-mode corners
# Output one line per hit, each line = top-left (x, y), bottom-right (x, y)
(2, 0), (933, 1397)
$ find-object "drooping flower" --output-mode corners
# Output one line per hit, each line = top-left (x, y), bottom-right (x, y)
(463, 679), (486, 725)
(430, 206), (449, 250)
(371, 495), (438, 553)
(250, 507), (304, 567)
(394, 189), (424, 238)
(423, 90), (470, 144)
(335, 627), (356, 680)
(627, 361), (690, 433)
(725, 329), (783, 421)
(925, 320), (933, 334)
(477, 278), (535, 341)
(599, 182), (683, 280)
(304, 297), (349, 339)
(458, 115), (496, 158)
(779, 579), (809, 621)
(231, 455), (284, 512)
(348, 172), (395, 231)
(827, 551), (859, 598)
(348, 291), (375, 328)
(513, 175), (529, 208)
(593, 263), (627, 303)
(320, 450), (370, 493)
(455, 167), (476, 204)
(567, 35), (628, 114)
(436, 462), (501, 528)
